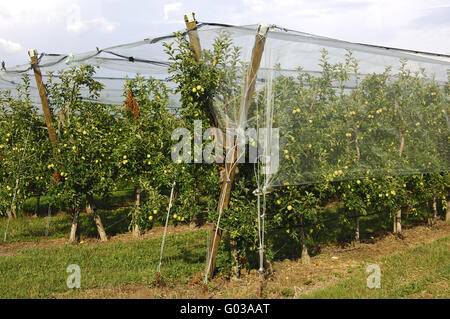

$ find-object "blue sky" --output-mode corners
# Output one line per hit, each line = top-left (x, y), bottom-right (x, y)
(1, 0), (449, 67)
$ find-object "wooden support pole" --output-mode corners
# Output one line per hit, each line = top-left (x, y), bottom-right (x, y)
(183, 14), (270, 287)
(184, 13), (218, 129)
(28, 49), (57, 152)
(205, 23), (269, 280)
(184, 13), (202, 62)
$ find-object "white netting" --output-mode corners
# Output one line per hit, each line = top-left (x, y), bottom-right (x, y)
(1, 22), (449, 187)
(202, 24), (449, 187)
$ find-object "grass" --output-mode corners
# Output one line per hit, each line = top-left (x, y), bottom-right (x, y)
(0, 207), (132, 243)
(300, 236), (450, 299)
(0, 229), (207, 298)
(1, 188), (136, 243)
(0, 191), (446, 299)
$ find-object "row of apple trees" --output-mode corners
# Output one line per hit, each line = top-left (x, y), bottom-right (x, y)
(0, 30), (448, 276)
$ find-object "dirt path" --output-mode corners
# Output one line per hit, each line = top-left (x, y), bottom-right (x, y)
(0, 237), (68, 257)
(55, 220), (450, 299)
(0, 223), (208, 257)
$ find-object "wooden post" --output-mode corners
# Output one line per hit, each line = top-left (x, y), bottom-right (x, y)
(183, 14), (270, 284)
(205, 23), (269, 279)
(28, 49), (57, 151)
(184, 13), (218, 130)
(184, 13), (202, 62)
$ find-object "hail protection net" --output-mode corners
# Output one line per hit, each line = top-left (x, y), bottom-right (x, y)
(0, 22), (449, 186)
(193, 24), (450, 187)
(0, 32), (182, 106)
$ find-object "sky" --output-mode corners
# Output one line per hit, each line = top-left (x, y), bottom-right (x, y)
(0, 0), (449, 67)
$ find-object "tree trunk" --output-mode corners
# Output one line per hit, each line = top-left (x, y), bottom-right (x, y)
(6, 208), (12, 219)
(11, 205), (17, 219)
(33, 194), (41, 217)
(432, 197), (438, 225)
(133, 187), (141, 238)
(354, 215), (360, 246)
(406, 206), (411, 219)
(93, 209), (108, 241)
(263, 252), (273, 275)
(69, 208), (80, 244)
(446, 197), (450, 223)
(192, 178), (200, 226)
(230, 239), (240, 281)
(87, 194), (107, 241)
(299, 224), (310, 264)
(394, 209), (402, 233)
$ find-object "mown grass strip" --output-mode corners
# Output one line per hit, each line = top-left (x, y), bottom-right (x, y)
(0, 229), (207, 298)
(0, 207), (132, 243)
(300, 236), (450, 299)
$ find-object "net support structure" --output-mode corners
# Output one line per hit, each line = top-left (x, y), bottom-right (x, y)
(184, 13), (202, 62)
(204, 23), (269, 282)
(28, 49), (57, 152)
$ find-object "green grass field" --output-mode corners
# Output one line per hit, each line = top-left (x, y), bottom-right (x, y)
(0, 191), (447, 299)
(0, 207), (132, 243)
(0, 229), (207, 298)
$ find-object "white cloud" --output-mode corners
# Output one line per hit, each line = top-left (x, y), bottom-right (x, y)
(164, 2), (183, 21)
(386, 26), (450, 54)
(66, 4), (116, 34)
(235, 0), (450, 53)
(243, 0), (265, 12)
(0, 1), (69, 29)
(0, 2), (116, 34)
(0, 38), (21, 53)
(364, 0), (428, 29)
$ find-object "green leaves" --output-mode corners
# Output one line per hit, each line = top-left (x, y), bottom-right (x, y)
(0, 75), (52, 214)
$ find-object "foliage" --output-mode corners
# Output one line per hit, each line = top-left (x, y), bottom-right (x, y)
(0, 31), (448, 277)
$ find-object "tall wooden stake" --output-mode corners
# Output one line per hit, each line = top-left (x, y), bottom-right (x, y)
(184, 13), (218, 128)
(205, 23), (269, 280)
(184, 13), (202, 62)
(28, 49), (57, 152)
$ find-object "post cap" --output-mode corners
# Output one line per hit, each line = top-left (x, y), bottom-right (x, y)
(184, 12), (196, 23)
(257, 23), (270, 36)
(28, 49), (37, 58)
